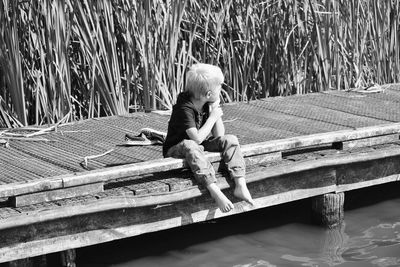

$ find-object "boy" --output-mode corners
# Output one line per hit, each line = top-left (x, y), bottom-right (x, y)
(163, 63), (254, 212)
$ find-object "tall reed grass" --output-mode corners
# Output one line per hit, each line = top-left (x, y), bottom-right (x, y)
(0, 0), (399, 126)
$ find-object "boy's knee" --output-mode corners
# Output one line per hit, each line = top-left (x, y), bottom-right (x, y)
(181, 139), (201, 151)
(221, 134), (239, 146)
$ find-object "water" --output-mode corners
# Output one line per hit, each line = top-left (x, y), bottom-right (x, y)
(77, 183), (400, 267)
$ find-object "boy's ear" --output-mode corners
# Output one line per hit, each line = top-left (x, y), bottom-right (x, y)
(206, 90), (212, 98)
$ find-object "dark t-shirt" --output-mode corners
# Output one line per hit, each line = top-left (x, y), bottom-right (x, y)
(163, 92), (209, 156)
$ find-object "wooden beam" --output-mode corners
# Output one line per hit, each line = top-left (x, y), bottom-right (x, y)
(337, 157), (400, 185)
(10, 183), (104, 208)
(0, 178), (63, 199)
(336, 174), (400, 192)
(333, 134), (399, 150)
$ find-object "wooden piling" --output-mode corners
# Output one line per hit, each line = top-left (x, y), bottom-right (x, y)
(60, 249), (76, 267)
(311, 192), (345, 228)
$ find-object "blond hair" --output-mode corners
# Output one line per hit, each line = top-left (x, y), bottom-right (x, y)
(185, 63), (224, 99)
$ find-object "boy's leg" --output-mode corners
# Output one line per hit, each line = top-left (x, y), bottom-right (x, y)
(166, 139), (234, 212)
(202, 134), (245, 178)
(203, 135), (254, 205)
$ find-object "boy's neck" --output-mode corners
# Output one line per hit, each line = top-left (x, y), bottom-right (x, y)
(190, 96), (207, 112)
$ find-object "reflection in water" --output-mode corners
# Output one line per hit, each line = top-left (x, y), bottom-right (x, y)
(341, 222), (400, 265)
(232, 259), (277, 267)
(280, 198), (400, 267)
(281, 222), (400, 266)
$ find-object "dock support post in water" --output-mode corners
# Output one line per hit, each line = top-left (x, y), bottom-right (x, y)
(311, 192), (345, 228)
(60, 249), (76, 267)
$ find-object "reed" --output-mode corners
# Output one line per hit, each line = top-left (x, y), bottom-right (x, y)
(0, 0), (398, 126)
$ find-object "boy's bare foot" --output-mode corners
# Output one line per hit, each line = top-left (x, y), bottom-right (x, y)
(207, 183), (234, 213)
(234, 177), (255, 206)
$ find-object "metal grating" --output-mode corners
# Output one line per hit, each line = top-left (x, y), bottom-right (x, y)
(223, 103), (300, 143)
(353, 90), (400, 104)
(229, 100), (346, 135)
(60, 115), (167, 164)
(257, 94), (389, 129)
(0, 147), (69, 183)
(303, 93), (400, 122)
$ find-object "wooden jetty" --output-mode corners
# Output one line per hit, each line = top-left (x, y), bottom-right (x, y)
(1, 85), (400, 265)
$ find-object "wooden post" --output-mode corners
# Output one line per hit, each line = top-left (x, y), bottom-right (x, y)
(60, 250), (76, 267)
(311, 192), (344, 228)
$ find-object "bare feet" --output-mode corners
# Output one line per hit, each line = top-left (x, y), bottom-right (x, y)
(233, 177), (255, 206)
(207, 183), (234, 213)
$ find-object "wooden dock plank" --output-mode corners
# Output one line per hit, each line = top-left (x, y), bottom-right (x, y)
(10, 183), (104, 207)
(337, 134), (400, 150)
(337, 156), (400, 185)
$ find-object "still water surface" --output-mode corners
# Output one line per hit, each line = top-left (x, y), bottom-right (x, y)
(78, 183), (400, 267)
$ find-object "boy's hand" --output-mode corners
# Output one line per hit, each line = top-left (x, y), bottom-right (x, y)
(209, 100), (223, 120)
(209, 99), (220, 111)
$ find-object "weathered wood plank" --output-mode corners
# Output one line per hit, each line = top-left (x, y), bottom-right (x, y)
(336, 174), (400, 192)
(244, 151), (282, 165)
(337, 156), (400, 185)
(10, 183), (104, 207)
(334, 134), (399, 150)
(0, 179), (64, 199)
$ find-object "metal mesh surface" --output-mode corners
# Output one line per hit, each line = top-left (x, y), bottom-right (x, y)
(258, 94), (390, 129)
(303, 92), (400, 122)
(0, 146), (69, 184)
(232, 100), (346, 134)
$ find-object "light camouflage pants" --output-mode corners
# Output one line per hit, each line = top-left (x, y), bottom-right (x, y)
(165, 135), (246, 186)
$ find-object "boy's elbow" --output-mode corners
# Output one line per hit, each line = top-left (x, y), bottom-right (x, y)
(191, 137), (202, 144)
(186, 133), (202, 144)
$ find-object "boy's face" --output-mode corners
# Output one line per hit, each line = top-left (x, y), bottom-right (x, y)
(207, 84), (222, 103)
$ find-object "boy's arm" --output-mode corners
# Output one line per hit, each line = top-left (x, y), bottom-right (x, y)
(210, 99), (224, 137)
(186, 104), (223, 144)
(211, 118), (225, 137)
